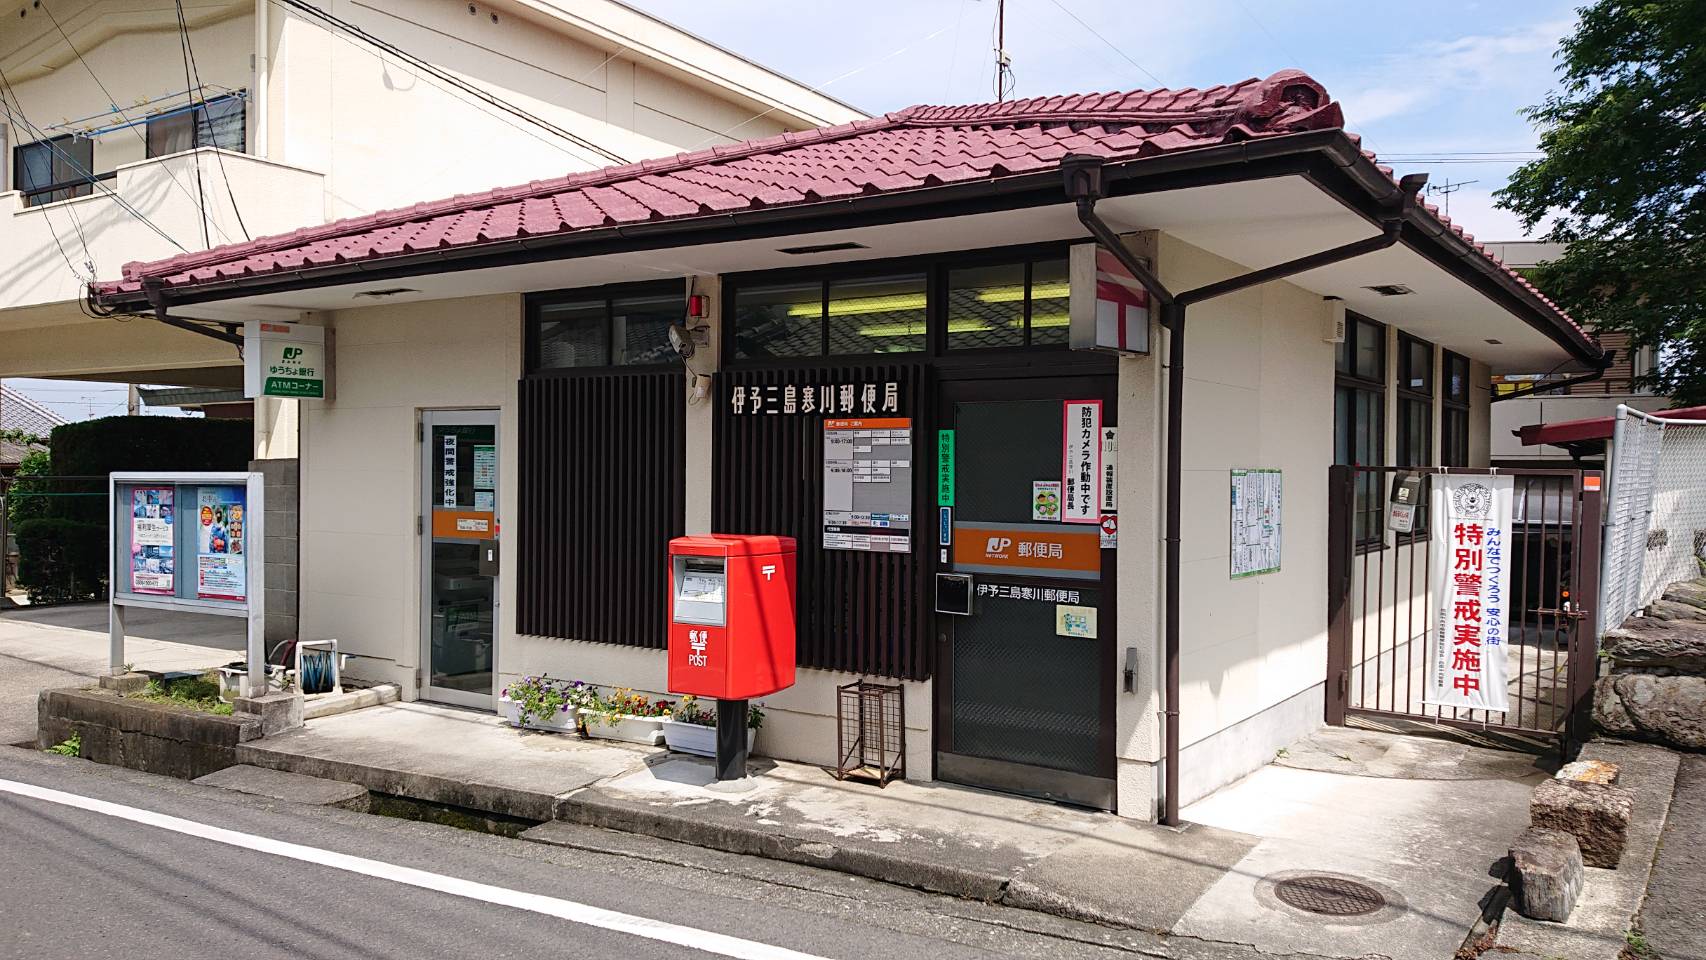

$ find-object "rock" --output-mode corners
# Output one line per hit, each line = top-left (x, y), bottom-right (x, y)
(1601, 617), (1706, 671)
(1662, 578), (1706, 612)
(1615, 674), (1706, 750)
(1531, 778), (1634, 869)
(1508, 827), (1584, 922)
(1556, 759), (1620, 785)
(1645, 599), (1706, 623)
(1595, 675), (1642, 738)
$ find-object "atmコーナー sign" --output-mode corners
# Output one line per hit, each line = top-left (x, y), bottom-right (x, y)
(244, 321), (328, 399)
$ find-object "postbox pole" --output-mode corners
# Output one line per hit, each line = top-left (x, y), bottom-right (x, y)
(715, 698), (748, 781)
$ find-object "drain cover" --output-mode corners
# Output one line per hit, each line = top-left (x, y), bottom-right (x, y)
(1273, 875), (1386, 917)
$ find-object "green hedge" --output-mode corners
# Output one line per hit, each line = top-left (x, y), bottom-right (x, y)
(46, 416), (253, 522)
(13, 518), (106, 605)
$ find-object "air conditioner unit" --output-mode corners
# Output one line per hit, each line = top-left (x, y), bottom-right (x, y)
(1322, 300), (1347, 343)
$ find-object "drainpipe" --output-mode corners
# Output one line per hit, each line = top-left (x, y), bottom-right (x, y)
(254, 0), (270, 158)
(1062, 154), (1426, 826)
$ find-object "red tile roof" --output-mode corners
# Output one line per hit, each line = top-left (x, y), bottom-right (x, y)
(1518, 405), (1706, 447)
(87, 69), (1590, 351)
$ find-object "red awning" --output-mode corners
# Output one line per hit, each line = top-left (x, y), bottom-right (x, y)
(1517, 405), (1706, 447)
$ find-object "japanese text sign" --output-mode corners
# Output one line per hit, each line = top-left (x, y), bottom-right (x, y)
(1061, 401), (1102, 523)
(244, 321), (328, 399)
(1425, 475), (1514, 712)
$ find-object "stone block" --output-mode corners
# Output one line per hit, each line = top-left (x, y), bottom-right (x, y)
(1645, 599), (1706, 623)
(233, 692), (304, 738)
(98, 673), (150, 695)
(1531, 778), (1634, 869)
(1662, 578), (1706, 612)
(1556, 759), (1619, 785)
(1600, 617), (1706, 671)
(1509, 827), (1584, 922)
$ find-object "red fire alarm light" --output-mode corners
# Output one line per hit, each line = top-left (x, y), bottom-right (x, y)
(688, 294), (708, 319)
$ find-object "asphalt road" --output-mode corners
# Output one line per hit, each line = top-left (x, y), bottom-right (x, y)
(0, 748), (1326, 960)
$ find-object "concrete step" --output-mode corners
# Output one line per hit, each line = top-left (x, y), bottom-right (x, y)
(193, 763), (371, 811)
(302, 683), (401, 721)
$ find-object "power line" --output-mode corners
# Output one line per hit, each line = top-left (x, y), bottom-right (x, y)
(268, 0), (628, 166)
(170, 0), (212, 248)
(1043, 0), (1165, 88)
(37, 0), (233, 248)
(175, 0), (250, 242)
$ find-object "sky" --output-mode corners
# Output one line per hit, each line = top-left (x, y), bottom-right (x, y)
(627, 0), (1579, 238)
(6, 0), (1580, 423)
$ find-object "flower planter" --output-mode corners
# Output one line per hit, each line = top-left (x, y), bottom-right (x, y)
(499, 695), (581, 734)
(582, 711), (665, 746)
(661, 718), (756, 758)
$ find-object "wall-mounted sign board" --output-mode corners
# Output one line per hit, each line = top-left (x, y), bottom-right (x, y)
(1229, 468), (1282, 578)
(244, 321), (330, 400)
(1070, 241), (1151, 355)
(822, 417), (913, 553)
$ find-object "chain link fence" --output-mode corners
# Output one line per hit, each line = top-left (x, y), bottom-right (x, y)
(1601, 406), (1706, 633)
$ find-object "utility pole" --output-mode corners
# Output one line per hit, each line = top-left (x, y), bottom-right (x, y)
(1424, 178), (1478, 219)
(994, 0), (1013, 101)
(126, 384), (141, 416)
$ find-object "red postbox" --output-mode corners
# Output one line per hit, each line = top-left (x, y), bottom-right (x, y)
(667, 534), (797, 700)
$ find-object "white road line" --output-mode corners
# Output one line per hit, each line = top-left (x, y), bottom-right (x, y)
(0, 777), (831, 960)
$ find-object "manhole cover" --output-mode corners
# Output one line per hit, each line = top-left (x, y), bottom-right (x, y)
(1272, 875), (1386, 916)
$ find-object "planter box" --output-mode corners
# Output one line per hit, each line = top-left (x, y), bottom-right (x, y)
(582, 711), (665, 746)
(661, 718), (756, 758)
(498, 696), (581, 734)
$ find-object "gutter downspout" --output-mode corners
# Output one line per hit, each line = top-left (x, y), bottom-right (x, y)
(142, 280), (244, 348)
(1062, 154), (1426, 826)
(255, 0), (270, 159)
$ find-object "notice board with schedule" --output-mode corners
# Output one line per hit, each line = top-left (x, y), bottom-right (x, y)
(822, 417), (913, 553)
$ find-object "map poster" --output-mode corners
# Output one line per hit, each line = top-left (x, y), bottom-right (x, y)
(1229, 468), (1282, 578)
(128, 486), (175, 595)
(195, 486), (248, 602)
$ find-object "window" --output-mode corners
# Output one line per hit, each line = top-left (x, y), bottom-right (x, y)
(13, 134), (97, 206)
(527, 287), (684, 371)
(1335, 314), (1386, 547)
(1442, 351), (1471, 467)
(146, 94), (247, 158)
(1395, 334), (1434, 538)
(734, 273), (926, 359)
(943, 256), (1070, 351)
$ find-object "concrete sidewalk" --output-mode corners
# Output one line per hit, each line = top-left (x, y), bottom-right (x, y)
(237, 701), (1539, 958)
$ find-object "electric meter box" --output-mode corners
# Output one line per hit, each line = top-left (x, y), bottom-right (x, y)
(667, 534), (797, 700)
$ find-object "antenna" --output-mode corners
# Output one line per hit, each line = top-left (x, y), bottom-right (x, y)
(1424, 178), (1478, 219)
(993, 0), (1013, 101)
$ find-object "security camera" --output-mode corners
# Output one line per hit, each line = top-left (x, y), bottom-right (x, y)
(668, 322), (707, 361)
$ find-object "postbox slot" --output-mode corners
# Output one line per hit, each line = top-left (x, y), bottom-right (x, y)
(673, 556), (727, 626)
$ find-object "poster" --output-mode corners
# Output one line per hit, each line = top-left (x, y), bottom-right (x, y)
(1424, 475), (1514, 712)
(1031, 480), (1062, 521)
(1061, 400), (1102, 523)
(1229, 469), (1282, 577)
(441, 434), (459, 508)
(128, 486), (175, 595)
(472, 444), (497, 490)
(822, 418), (912, 553)
(195, 486), (247, 602)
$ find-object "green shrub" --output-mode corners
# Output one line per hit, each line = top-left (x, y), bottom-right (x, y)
(46, 416), (253, 522)
(4, 448), (52, 526)
(13, 517), (107, 604)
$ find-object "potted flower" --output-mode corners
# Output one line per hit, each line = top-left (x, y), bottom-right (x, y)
(661, 695), (763, 758)
(499, 676), (590, 733)
(583, 687), (672, 745)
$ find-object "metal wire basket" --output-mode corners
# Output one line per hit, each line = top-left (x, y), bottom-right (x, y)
(834, 679), (904, 787)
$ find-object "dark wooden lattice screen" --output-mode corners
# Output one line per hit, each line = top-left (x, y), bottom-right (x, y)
(517, 370), (685, 647)
(713, 361), (933, 680)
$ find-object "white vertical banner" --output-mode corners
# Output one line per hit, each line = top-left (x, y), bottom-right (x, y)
(1061, 400), (1102, 523)
(1425, 475), (1515, 712)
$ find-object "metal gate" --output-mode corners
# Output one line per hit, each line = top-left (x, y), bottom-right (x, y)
(1325, 465), (1602, 746)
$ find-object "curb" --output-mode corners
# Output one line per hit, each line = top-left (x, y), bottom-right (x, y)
(554, 790), (1011, 903)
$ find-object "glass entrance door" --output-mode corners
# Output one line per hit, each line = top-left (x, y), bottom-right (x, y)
(420, 410), (499, 708)
(935, 378), (1116, 810)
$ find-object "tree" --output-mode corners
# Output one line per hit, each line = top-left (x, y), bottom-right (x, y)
(1497, 1), (1706, 404)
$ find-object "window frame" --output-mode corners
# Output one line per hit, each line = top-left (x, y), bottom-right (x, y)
(1394, 333), (1435, 542)
(524, 280), (688, 376)
(1441, 350), (1471, 468)
(145, 93), (248, 159)
(721, 242), (1082, 368)
(1335, 313), (1388, 550)
(13, 133), (104, 207)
